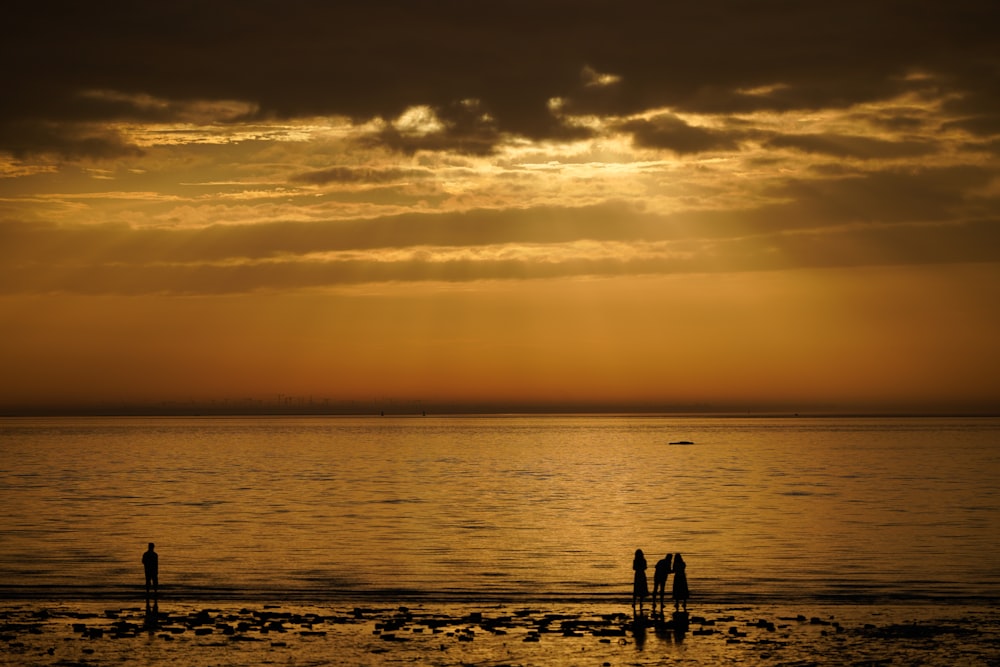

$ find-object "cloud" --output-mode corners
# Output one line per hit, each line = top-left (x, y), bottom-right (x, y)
(3, 162), (997, 295)
(290, 166), (432, 186)
(2, 1), (997, 155)
(2, 218), (997, 296)
(763, 166), (998, 226)
(73, 90), (259, 124)
(942, 115), (1000, 137)
(362, 125), (503, 157)
(0, 121), (143, 160)
(0, 202), (659, 266)
(765, 133), (939, 159)
(619, 114), (743, 154)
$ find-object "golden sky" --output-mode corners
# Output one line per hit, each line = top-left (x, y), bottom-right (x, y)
(1, 1), (998, 413)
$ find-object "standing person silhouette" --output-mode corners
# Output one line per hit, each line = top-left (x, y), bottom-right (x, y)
(652, 553), (673, 611)
(632, 549), (649, 611)
(672, 553), (689, 612)
(142, 543), (159, 600)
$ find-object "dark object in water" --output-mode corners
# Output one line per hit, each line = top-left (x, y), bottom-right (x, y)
(669, 440), (695, 445)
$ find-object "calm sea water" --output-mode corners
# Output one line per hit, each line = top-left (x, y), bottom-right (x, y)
(1, 416), (997, 603)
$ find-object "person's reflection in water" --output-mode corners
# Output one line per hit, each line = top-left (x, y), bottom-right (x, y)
(144, 600), (159, 632)
(142, 543), (159, 601)
(672, 618), (687, 644)
(631, 609), (647, 651)
(631, 549), (649, 612)
(653, 612), (671, 643)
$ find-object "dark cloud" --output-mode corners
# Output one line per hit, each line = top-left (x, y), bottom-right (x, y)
(290, 166), (432, 186)
(943, 115), (1000, 137)
(619, 114), (742, 154)
(757, 166), (999, 228)
(760, 218), (1000, 270)
(765, 133), (939, 159)
(2, 0), (997, 155)
(0, 202), (661, 266)
(0, 121), (143, 160)
(863, 113), (930, 133)
(979, 138), (1000, 156)
(2, 218), (997, 296)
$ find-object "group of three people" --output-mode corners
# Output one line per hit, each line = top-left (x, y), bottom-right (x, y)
(632, 549), (688, 611)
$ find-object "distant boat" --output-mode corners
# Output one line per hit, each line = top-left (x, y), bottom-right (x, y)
(669, 440), (695, 445)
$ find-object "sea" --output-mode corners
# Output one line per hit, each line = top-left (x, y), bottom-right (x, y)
(2, 414), (997, 606)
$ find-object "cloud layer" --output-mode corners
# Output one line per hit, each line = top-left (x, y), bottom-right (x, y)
(2, 1), (999, 410)
(2, 1), (998, 156)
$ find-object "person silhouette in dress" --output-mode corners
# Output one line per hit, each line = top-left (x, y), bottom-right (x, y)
(652, 553), (673, 612)
(672, 553), (689, 611)
(632, 549), (649, 611)
(142, 543), (159, 600)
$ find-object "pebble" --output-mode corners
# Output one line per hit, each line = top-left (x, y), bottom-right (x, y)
(0, 602), (993, 666)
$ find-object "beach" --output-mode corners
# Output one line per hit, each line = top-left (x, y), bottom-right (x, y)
(3, 598), (999, 666)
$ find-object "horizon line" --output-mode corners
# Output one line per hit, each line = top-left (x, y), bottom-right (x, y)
(1, 402), (997, 419)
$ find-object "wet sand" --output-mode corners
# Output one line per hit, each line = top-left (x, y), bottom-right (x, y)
(2, 599), (998, 666)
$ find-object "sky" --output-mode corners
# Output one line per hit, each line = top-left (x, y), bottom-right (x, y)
(1, 1), (999, 413)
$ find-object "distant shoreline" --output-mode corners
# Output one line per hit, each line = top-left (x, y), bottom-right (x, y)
(1, 408), (997, 419)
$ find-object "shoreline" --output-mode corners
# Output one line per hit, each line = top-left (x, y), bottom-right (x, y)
(3, 584), (997, 607)
(3, 598), (998, 666)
